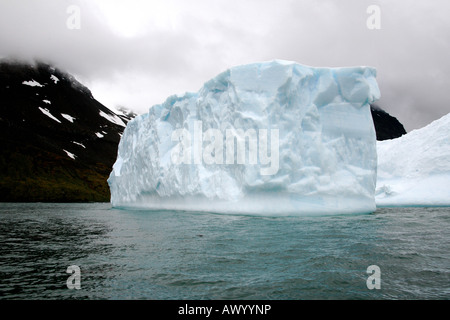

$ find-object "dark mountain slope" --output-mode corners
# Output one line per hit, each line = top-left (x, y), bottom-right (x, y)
(0, 60), (134, 202)
(370, 104), (407, 141)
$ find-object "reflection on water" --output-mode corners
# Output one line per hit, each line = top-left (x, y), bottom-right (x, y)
(0, 203), (449, 299)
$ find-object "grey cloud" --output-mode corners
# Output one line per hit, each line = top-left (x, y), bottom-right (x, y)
(0, 0), (449, 131)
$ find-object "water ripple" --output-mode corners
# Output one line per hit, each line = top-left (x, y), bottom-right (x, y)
(0, 203), (449, 299)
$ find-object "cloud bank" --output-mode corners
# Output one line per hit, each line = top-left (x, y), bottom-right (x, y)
(1, 0), (449, 131)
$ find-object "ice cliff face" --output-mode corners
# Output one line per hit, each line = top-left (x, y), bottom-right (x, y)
(108, 60), (380, 215)
(376, 112), (450, 206)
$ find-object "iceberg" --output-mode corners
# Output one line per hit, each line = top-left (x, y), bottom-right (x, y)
(108, 60), (380, 215)
(376, 113), (450, 206)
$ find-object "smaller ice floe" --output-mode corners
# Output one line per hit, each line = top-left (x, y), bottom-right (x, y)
(72, 141), (86, 148)
(95, 132), (104, 138)
(43, 100), (51, 104)
(61, 113), (76, 123)
(50, 75), (60, 84)
(23, 80), (44, 87)
(38, 107), (61, 123)
(63, 150), (76, 160)
(99, 110), (126, 127)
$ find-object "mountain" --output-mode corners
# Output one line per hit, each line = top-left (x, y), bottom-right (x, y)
(370, 104), (407, 141)
(0, 60), (135, 202)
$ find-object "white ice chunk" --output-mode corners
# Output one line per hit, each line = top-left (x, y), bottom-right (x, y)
(38, 107), (61, 123)
(43, 100), (51, 104)
(108, 60), (380, 215)
(95, 132), (104, 138)
(376, 113), (450, 206)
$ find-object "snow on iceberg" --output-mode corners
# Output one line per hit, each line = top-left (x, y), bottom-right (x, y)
(376, 112), (450, 206)
(108, 60), (380, 215)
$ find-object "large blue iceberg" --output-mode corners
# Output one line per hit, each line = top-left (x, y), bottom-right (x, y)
(108, 60), (380, 215)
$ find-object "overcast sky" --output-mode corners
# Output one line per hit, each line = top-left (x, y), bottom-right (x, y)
(1, 0), (449, 131)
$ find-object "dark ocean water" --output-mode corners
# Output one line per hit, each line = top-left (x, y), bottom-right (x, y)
(0, 203), (449, 300)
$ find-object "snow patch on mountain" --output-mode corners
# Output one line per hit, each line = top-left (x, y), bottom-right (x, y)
(63, 149), (76, 160)
(61, 113), (76, 123)
(72, 141), (86, 148)
(99, 110), (126, 127)
(50, 75), (59, 84)
(23, 80), (44, 87)
(38, 107), (61, 123)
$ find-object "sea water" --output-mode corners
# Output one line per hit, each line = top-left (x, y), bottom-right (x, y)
(0, 203), (449, 300)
